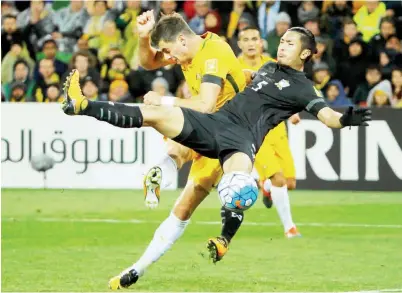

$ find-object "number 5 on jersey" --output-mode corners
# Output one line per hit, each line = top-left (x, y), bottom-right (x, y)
(251, 80), (268, 92)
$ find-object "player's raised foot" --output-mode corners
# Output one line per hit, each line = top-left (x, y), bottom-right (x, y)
(207, 236), (229, 263)
(108, 269), (139, 290)
(143, 166), (162, 209)
(62, 69), (88, 115)
(285, 226), (302, 239)
(260, 180), (273, 208)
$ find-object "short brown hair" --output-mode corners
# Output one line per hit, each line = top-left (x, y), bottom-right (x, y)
(150, 13), (195, 48)
(343, 17), (356, 28)
(70, 50), (97, 69)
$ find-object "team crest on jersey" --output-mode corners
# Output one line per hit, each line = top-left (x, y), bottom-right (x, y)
(205, 59), (218, 74)
(275, 79), (290, 90)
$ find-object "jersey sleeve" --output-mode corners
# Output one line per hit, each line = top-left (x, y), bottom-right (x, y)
(298, 84), (328, 117)
(200, 41), (233, 87)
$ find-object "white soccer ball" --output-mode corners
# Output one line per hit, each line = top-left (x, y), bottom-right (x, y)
(217, 172), (259, 211)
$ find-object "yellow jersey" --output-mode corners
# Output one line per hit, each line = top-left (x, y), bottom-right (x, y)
(181, 32), (246, 111)
(237, 54), (275, 72)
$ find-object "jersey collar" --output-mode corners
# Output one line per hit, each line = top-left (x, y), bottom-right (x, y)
(277, 64), (306, 76)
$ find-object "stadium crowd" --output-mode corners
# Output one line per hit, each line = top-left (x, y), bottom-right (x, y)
(1, 0), (402, 108)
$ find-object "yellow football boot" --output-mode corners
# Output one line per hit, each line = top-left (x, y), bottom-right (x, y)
(207, 236), (229, 263)
(62, 69), (88, 115)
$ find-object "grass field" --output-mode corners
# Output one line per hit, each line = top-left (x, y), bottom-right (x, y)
(2, 188), (402, 292)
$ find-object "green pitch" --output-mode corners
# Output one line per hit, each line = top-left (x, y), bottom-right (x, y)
(2, 189), (402, 292)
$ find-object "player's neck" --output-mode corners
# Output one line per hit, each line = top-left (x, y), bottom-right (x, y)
(243, 54), (261, 67)
(189, 35), (204, 59)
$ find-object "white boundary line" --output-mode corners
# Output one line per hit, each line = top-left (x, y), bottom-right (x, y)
(2, 217), (402, 229)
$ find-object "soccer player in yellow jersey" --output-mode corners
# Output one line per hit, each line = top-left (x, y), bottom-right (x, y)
(237, 26), (301, 238)
(108, 11), (247, 289)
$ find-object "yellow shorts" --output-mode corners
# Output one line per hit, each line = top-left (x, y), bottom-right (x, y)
(165, 139), (223, 192)
(254, 122), (296, 180)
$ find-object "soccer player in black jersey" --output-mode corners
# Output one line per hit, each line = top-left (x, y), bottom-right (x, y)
(61, 27), (371, 289)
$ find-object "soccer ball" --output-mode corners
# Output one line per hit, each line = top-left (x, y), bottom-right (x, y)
(217, 172), (259, 211)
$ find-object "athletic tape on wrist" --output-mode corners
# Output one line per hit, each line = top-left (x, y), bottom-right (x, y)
(161, 96), (176, 106)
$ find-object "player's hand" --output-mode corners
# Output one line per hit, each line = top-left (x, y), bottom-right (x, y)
(289, 113), (301, 125)
(144, 91), (162, 106)
(243, 69), (256, 85)
(339, 106), (372, 127)
(137, 10), (156, 38)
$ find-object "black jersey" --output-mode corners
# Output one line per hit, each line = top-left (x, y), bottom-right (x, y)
(219, 61), (328, 149)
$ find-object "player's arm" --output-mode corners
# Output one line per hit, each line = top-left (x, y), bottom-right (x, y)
(243, 69), (256, 85)
(172, 82), (221, 113)
(137, 10), (174, 70)
(301, 86), (371, 128)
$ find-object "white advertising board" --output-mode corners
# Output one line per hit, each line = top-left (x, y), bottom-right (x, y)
(1, 103), (177, 189)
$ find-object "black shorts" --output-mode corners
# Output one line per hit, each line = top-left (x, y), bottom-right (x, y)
(173, 108), (256, 166)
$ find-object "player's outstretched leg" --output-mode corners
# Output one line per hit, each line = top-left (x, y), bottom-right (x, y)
(207, 207), (244, 263)
(109, 179), (210, 290)
(62, 69), (184, 138)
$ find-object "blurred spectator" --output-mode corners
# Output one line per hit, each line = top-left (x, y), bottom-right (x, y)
(8, 82), (28, 102)
(188, 0), (221, 35)
(96, 20), (123, 62)
(369, 16), (396, 62)
(1, 1), (19, 17)
(152, 77), (174, 96)
(391, 67), (402, 108)
(16, 1), (56, 54)
(258, 0), (281, 39)
(84, 0), (117, 43)
(1, 41), (35, 84)
(34, 58), (61, 102)
(227, 1), (256, 41)
(322, 0), (353, 37)
(183, 1), (196, 21)
(101, 54), (130, 92)
(337, 37), (370, 96)
(128, 64), (184, 99)
(312, 62), (333, 93)
(116, 0), (143, 69)
(297, 1), (319, 25)
(1, 14), (24, 59)
(353, 1), (386, 42)
(43, 83), (64, 103)
(379, 48), (401, 79)
(157, 1), (186, 21)
(333, 17), (361, 64)
(62, 50), (100, 87)
(305, 36), (336, 80)
(385, 35), (402, 66)
(52, 0), (90, 54)
(367, 79), (392, 107)
(303, 18), (333, 55)
(325, 80), (353, 108)
(353, 65), (382, 106)
(108, 79), (133, 102)
(2, 59), (35, 101)
(266, 12), (291, 59)
(34, 39), (68, 81)
(82, 77), (101, 101)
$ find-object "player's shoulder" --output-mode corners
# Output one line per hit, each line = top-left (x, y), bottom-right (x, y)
(261, 54), (276, 64)
(203, 33), (233, 55)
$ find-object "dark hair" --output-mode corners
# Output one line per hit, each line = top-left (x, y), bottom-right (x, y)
(380, 16), (395, 27)
(3, 14), (16, 20)
(150, 13), (195, 47)
(288, 27), (317, 62)
(13, 59), (29, 71)
(366, 64), (381, 73)
(42, 39), (57, 49)
(70, 50), (97, 69)
(110, 54), (129, 67)
(342, 17), (356, 27)
(238, 26), (261, 38)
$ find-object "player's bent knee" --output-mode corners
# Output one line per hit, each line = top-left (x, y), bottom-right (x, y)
(287, 178), (297, 190)
(270, 172), (287, 187)
(222, 152), (253, 173)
